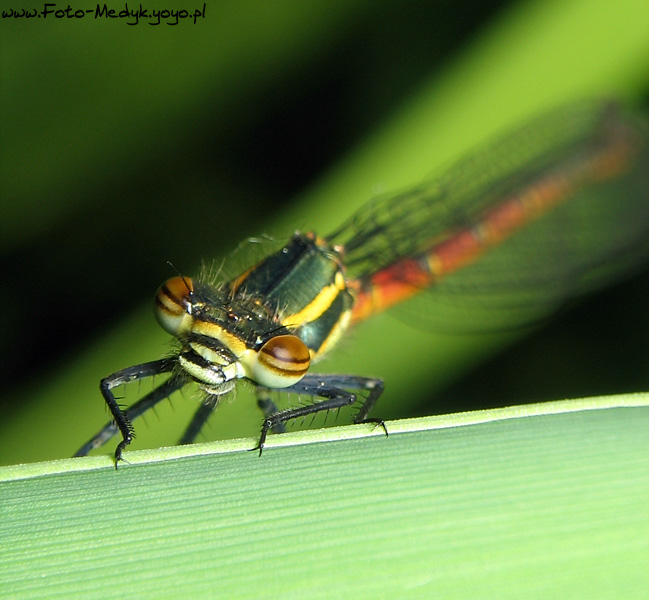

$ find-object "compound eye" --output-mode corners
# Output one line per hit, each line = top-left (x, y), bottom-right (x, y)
(251, 335), (311, 388)
(154, 276), (194, 335)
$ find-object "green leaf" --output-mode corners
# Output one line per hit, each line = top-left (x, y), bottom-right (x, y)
(2, 397), (648, 598)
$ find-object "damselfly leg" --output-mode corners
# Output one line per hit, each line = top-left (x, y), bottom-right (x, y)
(76, 367), (384, 461)
(74, 360), (180, 460)
(254, 374), (385, 454)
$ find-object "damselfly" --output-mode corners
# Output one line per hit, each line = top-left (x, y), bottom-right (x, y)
(75, 100), (649, 464)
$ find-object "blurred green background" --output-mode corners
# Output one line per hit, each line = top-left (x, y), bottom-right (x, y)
(1, 0), (649, 465)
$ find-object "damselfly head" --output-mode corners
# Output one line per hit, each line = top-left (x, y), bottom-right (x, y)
(154, 276), (195, 336)
(155, 271), (312, 390)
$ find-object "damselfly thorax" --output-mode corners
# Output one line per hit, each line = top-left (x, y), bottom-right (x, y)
(75, 99), (649, 465)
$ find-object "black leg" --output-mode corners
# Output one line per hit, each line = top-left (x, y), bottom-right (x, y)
(253, 373), (386, 455)
(74, 360), (182, 465)
(256, 388), (286, 434)
(178, 395), (219, 445)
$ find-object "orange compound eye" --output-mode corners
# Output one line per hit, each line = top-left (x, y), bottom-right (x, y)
(154, 276), (194, 336)
(251, 335), (311, 388)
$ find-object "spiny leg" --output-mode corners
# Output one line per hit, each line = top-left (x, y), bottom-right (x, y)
(178, 395), (219, 445)
(74, 359), (183, 463)
(253, 373), (385, 454)
(256, 387), (286, 434)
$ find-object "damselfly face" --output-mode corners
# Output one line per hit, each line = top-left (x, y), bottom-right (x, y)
(154, 275), (311, 392)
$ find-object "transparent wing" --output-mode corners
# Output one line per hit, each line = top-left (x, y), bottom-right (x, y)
(327, 100), (649, 330)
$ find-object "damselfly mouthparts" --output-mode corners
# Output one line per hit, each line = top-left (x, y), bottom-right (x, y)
(75, 100), (649, 464)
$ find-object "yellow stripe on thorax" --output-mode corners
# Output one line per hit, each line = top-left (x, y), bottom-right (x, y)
(313, 307), (352, 361)
(282, 271), (346, 327)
